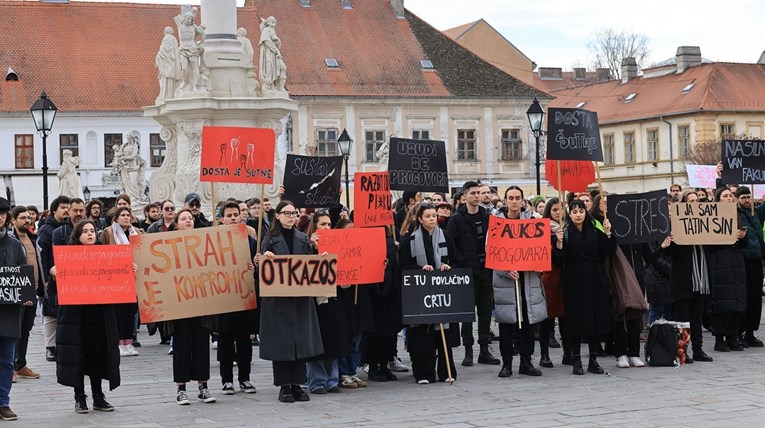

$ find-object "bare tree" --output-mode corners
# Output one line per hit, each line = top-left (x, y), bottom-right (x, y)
(587, 28), (649, 80)
(683, 133), (760, 171)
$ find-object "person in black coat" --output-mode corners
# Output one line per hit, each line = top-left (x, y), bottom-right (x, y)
(646, 240), (673, 323)
(399, 204), (459, 384)
(53, 220), (120, 414)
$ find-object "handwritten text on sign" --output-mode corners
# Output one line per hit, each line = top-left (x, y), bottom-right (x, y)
(259, 255), (338, 297)
(546, 108), (603, 162)
(200, 126), (275, 184)
(388, 137), (449, 192)
(670, 202), (737, 245)
(0, 265), (35, 304)
(485, 217), (551, 271)
(721, 140), (765, 184)
(317, 227), (386, 285)
(401, 268), (475, 325)
(686, 165), (718, 188)
(607, 190), (670, 244)
(54, 245), (136, 305)
(131, 224), (256, 323)
(354, 171), (393, 228)
(282, 154), (343, 208)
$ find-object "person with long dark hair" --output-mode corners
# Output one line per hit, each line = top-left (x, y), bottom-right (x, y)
(552, 199), (616, 375)
(540, 197), (568, 367)
(257, 200), (323, 403)
(54, 220), (120, 413)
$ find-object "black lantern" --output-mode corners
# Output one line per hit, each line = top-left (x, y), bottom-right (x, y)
(30, 92), (58, 210)
(526, 97), (545, 196)
(337, 129), (353, 210)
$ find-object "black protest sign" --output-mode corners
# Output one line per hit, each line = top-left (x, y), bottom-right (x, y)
(721, 140), (765, 184)
(0, 265), (35, 304)
(401, 268), (475, 325)
(546, 108), (603, 161)
(388, 137), (449, 192)
(283, 154), (343, 208)
(607, 190), (670, 244)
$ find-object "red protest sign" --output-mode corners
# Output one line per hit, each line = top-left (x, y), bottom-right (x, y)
(485, 217), (551, 271)
(317, 227), (386, 285)
(545, 159), (595, 192)
(354, 172), (393, 228)
(54, 245), (137, 305)
(200, 126), (275, 184)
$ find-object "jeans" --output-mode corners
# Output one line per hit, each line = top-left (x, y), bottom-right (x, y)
(338, 333), (361, 377)
(306, 359), (338, 391)
(648, 303), (671, 324)
(0, 337), (18, 406)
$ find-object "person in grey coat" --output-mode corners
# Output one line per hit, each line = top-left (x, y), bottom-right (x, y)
(492, 186), (548, 378)
(258, 200), (323, 403)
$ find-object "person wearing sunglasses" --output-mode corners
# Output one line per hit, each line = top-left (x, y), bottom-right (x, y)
(184, 193), (211, 228)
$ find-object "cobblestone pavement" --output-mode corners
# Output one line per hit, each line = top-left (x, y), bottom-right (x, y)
(9, 309), (765, 427)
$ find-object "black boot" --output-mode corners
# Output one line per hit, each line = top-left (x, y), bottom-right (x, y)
(714, 336), (730, 352)
(548, 335), (561, 348)
(278, 385), (295, 403)
(461, 346), (473, 367)
(92, 392), (114, 412)
(519, 356), (542, 376)
(367, 363), (387, 382)
(477, 344), (500, 365)
(539, 352), (554, 368)
(380, 364), (398, 381)
(587, 356), (604, 374)
(693, 348), (713, 362)
(497, 357), (512, 378)
(727, 336), (744, 351)
(561, 335), (572, 365)
(74, 394), (89, 414)
(291, 385), (310, 402)
(572, 357), (584, 375)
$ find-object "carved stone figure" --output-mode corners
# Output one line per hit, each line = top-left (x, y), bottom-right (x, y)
(174, 5), (207, 97)
(113, 131), (147, 206)
(57, 149), (83, 199)
(259, 16), (288, 95)
(155, 26), (181, 104)
(375, 142), (390, 169)
(238, 27), (255, 65)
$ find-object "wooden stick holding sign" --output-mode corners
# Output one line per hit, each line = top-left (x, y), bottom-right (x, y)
(439, 324), (454, 384)
(514, 278), (523, 329)
(256, 184), (265, 251)
(595, 163), (606, 220)
(211, 183), (218, 226)
(557, 161), (567, 223)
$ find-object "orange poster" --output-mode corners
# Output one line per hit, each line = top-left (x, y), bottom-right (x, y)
(200, 126), (275, 184)
(54, 245), (137, 305)
(353, 172), (394, 228)
(485, 217), (551, 272)
(317, 227), (386, 285)
(131, 224), (257, 323)
(259, 255), (338, 297)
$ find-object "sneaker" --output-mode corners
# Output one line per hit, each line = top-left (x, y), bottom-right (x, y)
(45, 348), (56, 362)
(198, 388), (216, 403)
(629, 357), (645, 367)
(310, 387), (326, 394)
(176, 390), (190, 405)
(350, 375), (367, 388)
(92, 394), (114, 412)
(0, 407), (17, 421)
(132, 338), (141, 348)
(119, 345), (129, 357)
(360, 364), (369, 373)
(168, 347), (174, 355)
(15, 366), (40, 379)
(387, 357), (410, 372)
(239, 381), (257, 394)
(251, 336), (260, 346)
(617, 355), (630, 368)
(339, 375), (358, 389)
(125, 344), (139, 356)
(417, 379), (430, 385)
(326, 386), (342, 393)
(222, 382), (235, 395)
(75, 394), (89, 413)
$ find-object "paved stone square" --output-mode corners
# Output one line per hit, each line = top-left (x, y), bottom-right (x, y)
(9, 309), (765, 427)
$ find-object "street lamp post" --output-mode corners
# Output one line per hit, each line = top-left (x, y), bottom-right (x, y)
(83, 186), (91, 202)
(337, 129), (353, 209)
(30, 92), (58, 210)
(526, 97), (545, 196)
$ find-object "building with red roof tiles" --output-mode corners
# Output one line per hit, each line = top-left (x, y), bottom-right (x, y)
(0, 0), (552, 207)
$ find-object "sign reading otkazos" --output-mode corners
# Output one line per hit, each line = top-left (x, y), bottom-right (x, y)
(259, 255), (338, 297)
(670, 202), (737, 245)
(131, 224), (256, 323)
(401, 268), (475, 325)
(546, 108), (603, 162)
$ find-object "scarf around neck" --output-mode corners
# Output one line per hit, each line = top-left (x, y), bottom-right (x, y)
(111, 221), (137, 245)
(411, 225), (447, 269)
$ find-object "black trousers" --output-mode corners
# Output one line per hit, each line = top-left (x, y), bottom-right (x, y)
(409, 334), (457, 382)
(461, 271), (493, 347)
(498, 322), (535, 358)
(743, 258), (763, 334)
(714, 313), (740, 337)
(567, 335), (600, 358)
(14, 304), (36, 371)
(172, 317), (210, 383)
(218, 328), (252, 384)
(673, 292), (706, 351)
(73, 376), (103, 397)
(115, 303), (138, 340)
(272, 360), (306, 386)
(360, 333), (397, 365)
(613, 317), (642, 358)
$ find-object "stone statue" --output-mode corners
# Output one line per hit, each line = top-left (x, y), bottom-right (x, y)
(238, 27), (255, 65)
(113, 131), (147, 206)
(259, 16), (288, 95)
(155, 26), (181, 104)
(174, 5), (207, 97)
(57, 149), (83, 199)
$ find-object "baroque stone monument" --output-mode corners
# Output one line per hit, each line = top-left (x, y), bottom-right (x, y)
(112, 131), (149, 213)
(57, 149), (84, 200)
(145, 0), (297, 215)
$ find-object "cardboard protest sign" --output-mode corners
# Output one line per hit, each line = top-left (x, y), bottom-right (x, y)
(401, 268), (475, 325)
(131, 224), (256, 323)
(200, 126), (275, 184)
(282, 154), (343, 208)
(721, 139), (765, 184)
(259, 255), (338, 297)
(485, 217), (551, 271)
(388, 137), (449, 192)
(546, 108), (603, 161)
(0, 265), (35, 304)
(54, 245), (137, 305)
(545, 159), (595, 192)
(754, 185), (765, 200)
(354, 171), (393, 228)
(670, 202), (737, 245)
(686, 165), (718, 188)
(317, 227), (386, 285)
(607, 190), (670, 244)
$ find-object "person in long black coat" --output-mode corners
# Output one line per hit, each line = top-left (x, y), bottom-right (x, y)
(54, 220), (120, 414)
(399, 204), (459, 384)
(258, 201), (323, 403)
(552, 199), (616, 376)
(646, 239), (673, 323)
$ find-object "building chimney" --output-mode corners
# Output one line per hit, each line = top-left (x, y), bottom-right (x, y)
(621, 57), (637, 83)
(341, 0), (352, 9)
(573, 67), (586, 80)
(538, 67), (563, 80)
(300, 0), (311, 7)
(391, 0), (405, 19)
(676, 46), (701, 73)
(596, 68), (611, 81)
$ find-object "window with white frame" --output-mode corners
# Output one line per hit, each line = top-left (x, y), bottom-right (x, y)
(316, 128), (339, 156)
(624, 131), (635, 164)
(456, 129), (476, 160)
(104, 133), (122, 167)
(59, 134), (79, 159)
(412, 129), (430, 140)
(720, 123), (735, 140)
(678, 125), (690, 158)
(603, 134), (614, 165)
(364, 130), (385, 162)
(647, 128), (659, 162)
(149, 133), (166, 167)
(500, 129), (522, 161)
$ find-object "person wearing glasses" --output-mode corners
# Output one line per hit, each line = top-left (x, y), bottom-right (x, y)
(256, 201), (323, 403)
(184, 193), (211, 228)
(147, 200), (177, 233)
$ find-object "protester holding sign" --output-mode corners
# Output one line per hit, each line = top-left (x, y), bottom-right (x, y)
(539, 198), (568, 368)
(399, 203), (459, 384)
(257, 200), (323, 403)
(54, 220), (120, 414)
(552, 199), (616, 375)
(733, 186), (765, 348)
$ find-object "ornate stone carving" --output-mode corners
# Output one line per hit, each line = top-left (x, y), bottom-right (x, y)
(149, 126), (178, 202)
(175, 120), (207, 207)
(238, 27), (255, 65)
(113, 131), (148, 208)
(259, 16), (288, 97)
(174, 5), (209, 98)
(57, 149), (83, 200)
(155, 26), (181, 104)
